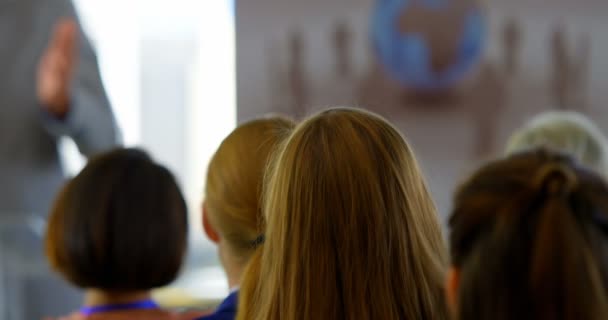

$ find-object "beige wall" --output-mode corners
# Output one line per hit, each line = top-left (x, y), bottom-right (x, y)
(236, 0), (608, 219)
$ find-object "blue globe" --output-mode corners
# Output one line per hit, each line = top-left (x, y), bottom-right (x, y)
(372, 0), (486, 91)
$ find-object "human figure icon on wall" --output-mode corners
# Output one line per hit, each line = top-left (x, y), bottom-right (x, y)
(287, 30), (311, 119)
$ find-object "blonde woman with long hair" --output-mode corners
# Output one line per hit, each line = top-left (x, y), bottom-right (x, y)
(237, 108), (448, 320)
(197, 117), (295, 320)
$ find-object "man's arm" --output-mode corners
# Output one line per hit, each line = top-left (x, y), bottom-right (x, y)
(39, 2), (121, 157)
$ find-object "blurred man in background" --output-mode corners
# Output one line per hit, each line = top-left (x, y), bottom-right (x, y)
(0, 0), (119, 318)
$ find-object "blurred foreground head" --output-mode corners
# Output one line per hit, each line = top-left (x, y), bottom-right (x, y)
(45, 148), (188, 291)
(449, 149), (608, 320)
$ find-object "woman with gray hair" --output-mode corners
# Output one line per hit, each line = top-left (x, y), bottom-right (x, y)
(506, 111), (608, 176)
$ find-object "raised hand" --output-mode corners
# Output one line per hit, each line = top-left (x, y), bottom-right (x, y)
(37, 18), (79, 119)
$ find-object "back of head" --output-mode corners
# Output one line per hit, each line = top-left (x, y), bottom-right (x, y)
(506, 111), (608, 176)
(449, 149), (608, 320)
(239, 108), (448, 320)
(205, 117), (295, 264)
(46, 148), (188, 291)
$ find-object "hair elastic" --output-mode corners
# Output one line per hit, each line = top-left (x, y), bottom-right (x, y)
(250, 234), (265, 248)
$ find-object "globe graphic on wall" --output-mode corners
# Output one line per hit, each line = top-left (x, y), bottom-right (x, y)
(372, 0), (486, 91)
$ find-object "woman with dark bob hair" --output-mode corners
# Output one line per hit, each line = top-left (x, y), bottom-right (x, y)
(45, 148), (201, 320)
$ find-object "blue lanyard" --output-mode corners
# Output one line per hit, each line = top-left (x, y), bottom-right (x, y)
(80, 299), (159, 316)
